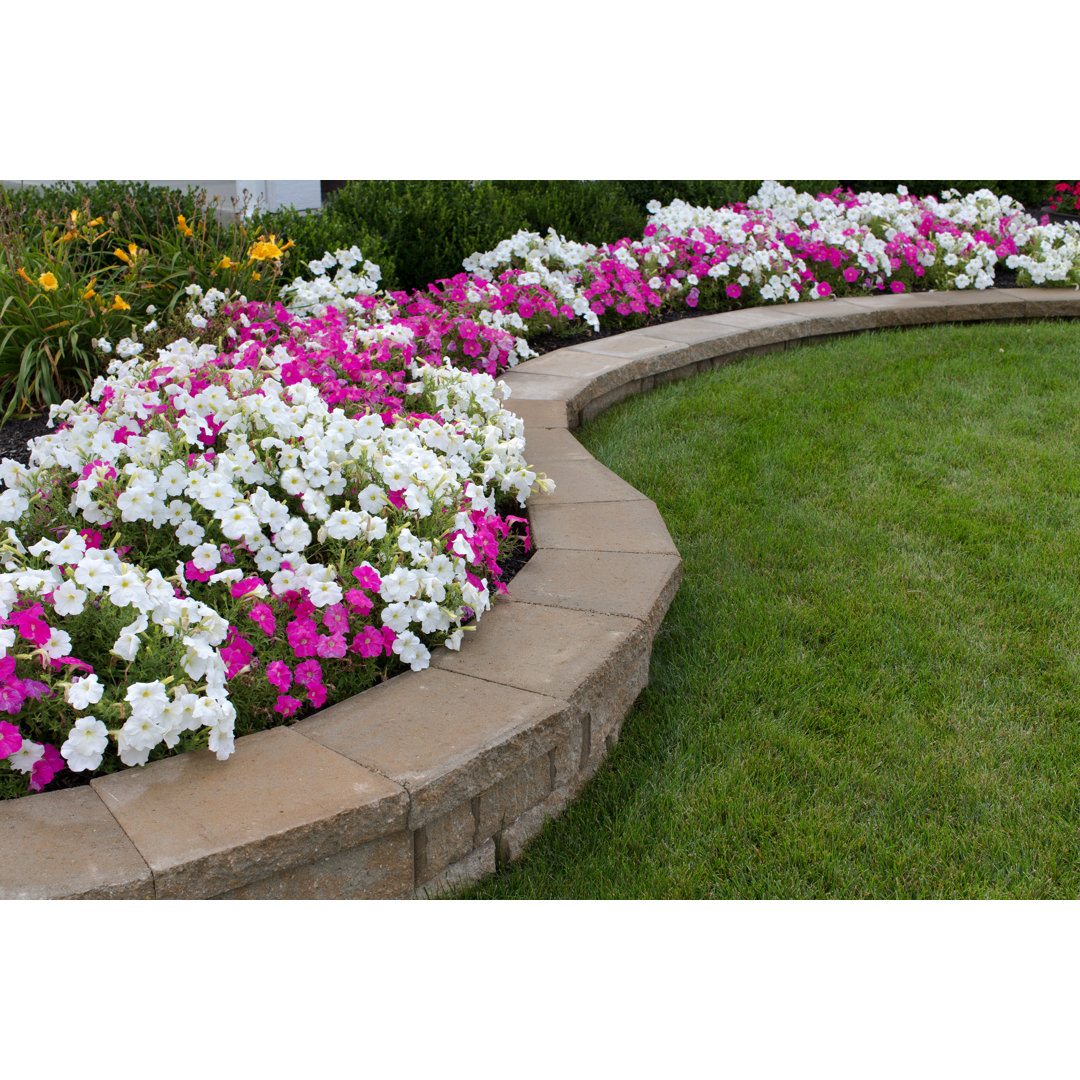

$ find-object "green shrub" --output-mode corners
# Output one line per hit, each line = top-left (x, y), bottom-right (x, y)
(253, 181), (521, 291)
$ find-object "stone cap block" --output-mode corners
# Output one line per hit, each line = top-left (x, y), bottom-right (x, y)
(520, 425), (593, 463)
(833, 288), (1032, 325)
(295, 667), (576, 830)
(1010, 288), (1080, 317)
(528, 498), (680, 556)
(430, 599), (644, 714)
(0, 785), (152, 900)
(506, 548), (682, 636)
(91, 726), (408, 899)
(521, 455), (650, 505)
(498, 394), (573, 430)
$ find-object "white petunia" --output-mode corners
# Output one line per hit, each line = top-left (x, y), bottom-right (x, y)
(52, 579), (87, 616)
(60, 716), (109, 772)
(66, 673), (105, 710)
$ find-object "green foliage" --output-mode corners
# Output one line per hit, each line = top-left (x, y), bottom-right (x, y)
(253, 180), (518, 292)
(245, 201), (398, 288)
(0, 184), (294, 415)
(618, 179), (763, 212)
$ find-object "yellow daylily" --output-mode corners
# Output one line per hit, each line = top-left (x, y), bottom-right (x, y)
(113, 242), (139, 266)
(89, 217), (104, 226)
(83, 277), (98, 301)
(177, 215), (194, 237)
(110, 295), (131, 312)
(16, 267), (32, 284)
(217, 255), (236, 269)
(247, 234), (292, 261)
(37, 271), (59, 290)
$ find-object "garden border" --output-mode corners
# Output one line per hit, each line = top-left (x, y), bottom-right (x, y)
(2, 287), (1079, 899)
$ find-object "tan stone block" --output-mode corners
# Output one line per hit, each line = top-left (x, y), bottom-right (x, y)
(684, 305), (822, 347)
(0, 786), (152, 900)
(528, 499), (680, 555)
(506, 549), (682, 637)
(524, 456), (650, 505)
(512, 351), (669, 423)
(1010, 288), (1080, 318)
(414, 838), (496, 898)
(501, 396), (574, 430)
(497, 789), (570, 865)
(557, 331), (689, 364)
(518, 347), (647, 383)
(295, 667), (576, 831)
(499, 369), (594, 403)
(835, 288), (1032, 326)
(92, 727), (408, 899)
(414, 799), (476, 884)
(549, 714), (588, 794)
(520, 425), (593, 462)
(431, 601), (650, 743)
(216, 830), (414, 900)
(474, 752), (552, 840)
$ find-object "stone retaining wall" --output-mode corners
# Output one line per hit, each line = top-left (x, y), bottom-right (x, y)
(2, 287), (1078, 899)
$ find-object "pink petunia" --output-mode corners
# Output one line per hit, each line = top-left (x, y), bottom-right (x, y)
(816, 281), (832, 298)
(316, 633), (347, 659)
(349, 625), (385, 658)
(352, 565), (382, 593)
(307, 681), (328, 709)
(726, 284), (742, 300)
(248, 602), (276, 636)
(890, 281), (905, 293)
(29, 744), (64, 793)
(285, 616), (319, 658)
(230, 576), (264, 599)
(0, 682), (26, 714)
(273, 694), (303, 718)
(265, 660), (292, 691)
(0, 720), (21, 758)
(294, 660), (323, 688)
(842, 267), (860, 283)
(344, 588), (374, 616)
(322, 604), (350, 635)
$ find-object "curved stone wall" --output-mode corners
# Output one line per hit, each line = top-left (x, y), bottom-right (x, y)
(1, 287), (1077, 898)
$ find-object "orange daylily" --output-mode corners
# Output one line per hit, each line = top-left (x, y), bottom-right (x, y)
(16, 267), (32, 284)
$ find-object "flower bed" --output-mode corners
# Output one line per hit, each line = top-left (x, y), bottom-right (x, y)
(2, 183), (1080, 801)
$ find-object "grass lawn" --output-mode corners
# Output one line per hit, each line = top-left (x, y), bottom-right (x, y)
(460, 317), (1080, 899)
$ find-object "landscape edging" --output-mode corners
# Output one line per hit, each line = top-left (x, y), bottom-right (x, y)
(1, 287), (1077, 899)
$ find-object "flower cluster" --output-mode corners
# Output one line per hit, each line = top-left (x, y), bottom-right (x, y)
(0, 278), (550, 795)
(1048, 183), (1080, 215)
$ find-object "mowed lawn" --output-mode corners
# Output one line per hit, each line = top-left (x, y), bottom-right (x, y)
(461, 318), (1080, 899)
